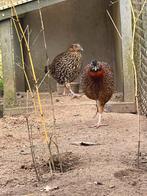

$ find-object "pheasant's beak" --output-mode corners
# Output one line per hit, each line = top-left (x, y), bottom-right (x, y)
(80, 47), (84, 52)
(94, 66), (98, 71)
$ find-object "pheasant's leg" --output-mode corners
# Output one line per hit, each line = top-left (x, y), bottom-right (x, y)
(65, 83), (81, 98)
(63, 85), (68, 96)
(95, 104), (108, 128)
(93, 100), (99, 118)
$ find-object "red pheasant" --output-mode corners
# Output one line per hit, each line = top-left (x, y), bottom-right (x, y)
(81, 60), (114, 128)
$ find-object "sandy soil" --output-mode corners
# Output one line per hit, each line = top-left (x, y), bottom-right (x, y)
(0, 96), (147, 196)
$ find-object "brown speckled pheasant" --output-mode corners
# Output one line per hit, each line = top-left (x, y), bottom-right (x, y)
(81, 60), (114, 128)
(45, 43), (83, 97)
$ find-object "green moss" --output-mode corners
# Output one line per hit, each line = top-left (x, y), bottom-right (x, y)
(0, 49), (2, 78)
(0, 79), (3, 91)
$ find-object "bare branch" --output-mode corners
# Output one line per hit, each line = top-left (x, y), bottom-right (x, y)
(106, 9), (122, 40)
(25, 116), (41, 182)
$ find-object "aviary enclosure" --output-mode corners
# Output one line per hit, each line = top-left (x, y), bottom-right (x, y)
(0, 0), (147, 195)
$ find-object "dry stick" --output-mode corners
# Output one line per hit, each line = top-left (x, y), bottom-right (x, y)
(31, 29), (43, 48)
(48, 75), (63, 172)
(131, 21), (141, 169)
(12, 11), (41, 144)
(129, 0), (147, 168)
(11, 16), (37, 114)
(37, 0), (54, 124)
(38, 71), (49, 89)
(47, 136), (55, 171)
(20, 24), (29, 42)
(37, 0), (63, 172)
(52, 138), (63, 172)
(25, 116), (41, 182)
(30, 124), (43, 181)
(27, 25), (30, 47)
(15, 59), (40, 122)
(14, 52), (39, 81)
(11, 5), (54, 173)
(37, 0), (48, 60)
(26, 90), (41, 181)
(106, 9), (122, 40)
(109, 0), (119, 5)
(38, 3), (55, 171)
(11, 6), (48, 141)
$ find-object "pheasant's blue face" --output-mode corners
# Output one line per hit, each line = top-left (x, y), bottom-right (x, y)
(90, 60), (102, 72)
(88, 60), (104, 78)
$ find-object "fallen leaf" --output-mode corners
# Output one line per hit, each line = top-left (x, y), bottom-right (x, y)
(109, 185), (115, 188)
(43, 185), (59, 192)
(94, 181), (103, 185)
(71, 141), (100, 146)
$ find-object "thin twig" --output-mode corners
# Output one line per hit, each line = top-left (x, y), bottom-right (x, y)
(109, 0), (119, 6)
(38, 71), (49, 89)
(31, 29), (43, 48)
(136, 0), (147, 20)
(106, 9), (122, 40)
(48, 75), (63, 172)
(129, 0), (146, 168)
(20, 25), (29, 42)
(11, 16), (37, 113)
(37, 0), (63, 172)
(11, 4), (49, 143)
(25, 116), (41, 181)
(10, 1), (54, 173)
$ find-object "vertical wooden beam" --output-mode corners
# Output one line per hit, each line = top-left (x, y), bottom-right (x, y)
(112, 3), (124, 93)
(119, 0), (135, 102)
(13, 20), (25, 92)
(0, 19), (16, 107)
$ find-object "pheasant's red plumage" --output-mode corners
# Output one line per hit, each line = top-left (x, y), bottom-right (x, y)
(81, 60), (114, 128)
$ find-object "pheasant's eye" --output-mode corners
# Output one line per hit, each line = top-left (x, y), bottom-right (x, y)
(71, 45), (75, 49)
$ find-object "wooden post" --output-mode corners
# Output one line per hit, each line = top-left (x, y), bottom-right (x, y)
(0, 19), (16, 107)
(119, 0), (135, 102)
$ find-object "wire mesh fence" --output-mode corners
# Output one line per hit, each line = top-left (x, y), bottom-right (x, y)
(132, 0), (147, 116)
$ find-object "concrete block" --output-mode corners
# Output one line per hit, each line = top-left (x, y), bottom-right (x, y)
(105, 102), (136, 113)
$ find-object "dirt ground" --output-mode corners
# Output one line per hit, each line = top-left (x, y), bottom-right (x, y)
(0, 96), (147, 196)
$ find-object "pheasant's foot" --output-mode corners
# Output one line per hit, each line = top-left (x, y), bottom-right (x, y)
(62, 86), (68, 96)
(89, 123), (108, 129)
(62, 92), (67, 96)
(68, 93), (82, 99)
(95, 123), (108, 129)
(65, 83), (82, 99)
